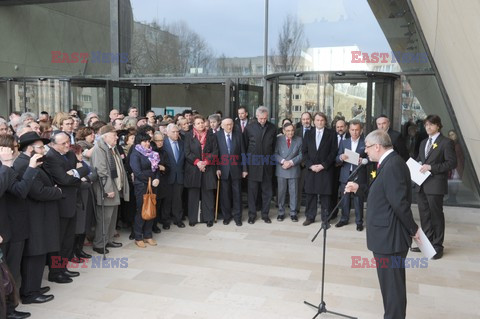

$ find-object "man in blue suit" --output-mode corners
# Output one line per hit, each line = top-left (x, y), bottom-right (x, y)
(162, 123), (186, 229)
(274, 122), (302, 222)
(335, 119), (367, 231)
(216, 118), (247, 226)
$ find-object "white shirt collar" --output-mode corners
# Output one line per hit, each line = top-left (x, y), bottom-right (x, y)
(378, 149), (394, 166)
(316, 127), (324, 134)
(429, 132), (440, 143)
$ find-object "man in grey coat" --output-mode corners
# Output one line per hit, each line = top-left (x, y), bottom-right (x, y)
(274, 122), (302, 222)
(91, 125), (130, 254)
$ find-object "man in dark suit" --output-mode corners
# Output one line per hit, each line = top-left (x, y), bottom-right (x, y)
(302, 112), (337, 226)
(413, 115), (456, 259)
(234, 106), (250, 135)
(216, 118), (247, 226)
(294, 112), (312, 214)
(329, 118), (349, 221)
(335, 120), (367, 231)
(376, 115), (409, 161)
(244, 106), (276, 224)
(163, 123), (186, 228)
(346, 129), (420, 319)
(275, 122), (302, 222)
(44, 132), (90, 283)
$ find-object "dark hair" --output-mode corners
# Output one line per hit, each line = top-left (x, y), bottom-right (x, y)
(376, 114), (389, 121)
(183, 110), (193, 116)
(424, 114), (443, 130)
(300, 111), (312, 120)
(137, 125), (154, 136)
(90, 121), (107, 134)
(193, 114), (206, 123)
(282, 118), (292, 125)
(313, 112), (327, 122)
(283, 122), (294, 130)
(134, 133), (151, 145)
(40, 111), (49, 115)
(70, 144), (83, 155)
(0, 134), (15, 149)
(76, 127), (94, 141)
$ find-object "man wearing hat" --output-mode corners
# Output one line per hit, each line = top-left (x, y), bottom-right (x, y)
(13, 132), (62, 304)
(43, 131), (90, 284)
(91, 125), (129, 254)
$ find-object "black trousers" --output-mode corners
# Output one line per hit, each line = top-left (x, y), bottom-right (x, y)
(49, 217), (75, 275)
(163, 183), (184, 224)
(373, 251), (408, 319)
(188, 187), (215, 223)
(247, 172), (272, 219)
(305, 194), (331, 222)
(20, 254), (46, 299)
(417, 192), (445, 252)
(220, 175), (242, 222)
(0, 240), (25, 314)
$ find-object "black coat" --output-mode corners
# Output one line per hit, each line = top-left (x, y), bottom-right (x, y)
(43, 148), (90, 218)
(415, 134), (457, 195)
(358, 151), (418, 254)
(13, 153), (63, 256)
(156, 147), (171, 198)
(184, 130), (218, 189)
(216, 129), (246, 180)
(0, 162), (37, 243)
(244, 121), (276, 182)
(302, 128), (338, 195)
(388, 128), (409, 161)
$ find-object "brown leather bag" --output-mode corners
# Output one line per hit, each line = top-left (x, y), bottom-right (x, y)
(141, 178), (157, 220)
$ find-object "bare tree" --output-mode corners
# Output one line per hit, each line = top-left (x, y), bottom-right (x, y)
(270, 14), (309, 72)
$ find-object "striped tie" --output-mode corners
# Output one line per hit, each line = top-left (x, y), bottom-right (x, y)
(425, 137), (433, 158)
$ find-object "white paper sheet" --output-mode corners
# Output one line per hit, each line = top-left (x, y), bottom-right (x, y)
(407, 157), (431, 186)
(344, 148), (360, 166)
(413, 228), (437, 259)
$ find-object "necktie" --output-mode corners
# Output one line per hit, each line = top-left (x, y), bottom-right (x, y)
(226, 134), (232, 154)
(287, 138), (291, 148)
(303, 128), (306, 137)
(241, 121), (245, 132)
(316, 131), (321, 150)
(426, 137), (433, 158)
(377, 162), (380, 169)
(172, 141), (179, 162)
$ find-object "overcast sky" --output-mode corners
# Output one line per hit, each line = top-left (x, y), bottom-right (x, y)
(130, 0), (391, 57)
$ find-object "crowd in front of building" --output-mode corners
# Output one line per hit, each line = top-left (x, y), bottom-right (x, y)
(0, 105), (461, 319)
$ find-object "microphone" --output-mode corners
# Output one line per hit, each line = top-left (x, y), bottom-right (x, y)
(347, 158), (369, 182)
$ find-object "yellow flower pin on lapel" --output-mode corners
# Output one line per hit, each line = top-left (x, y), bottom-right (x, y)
(432, 143), (438, 149)
(370, 170), (376, 179)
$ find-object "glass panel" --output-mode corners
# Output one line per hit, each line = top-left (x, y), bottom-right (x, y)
(237, 78), (264, 120)
(401, 75), (480, 206)
(0, 81), (7, 118)
(332, 82), (368, 123)
(10, 79), (70, 116)
(0, 0), (112, 77)
(71, 85), (107, 121)
(124, 0), (265, 77)
(113, 87), (141, 115)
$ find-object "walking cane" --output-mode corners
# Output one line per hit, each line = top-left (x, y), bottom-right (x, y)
(215, 178), (220, 223)
(99, 175), (107, 260)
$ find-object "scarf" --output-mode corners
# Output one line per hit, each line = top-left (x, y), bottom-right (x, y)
(107, 146), (118, 179)
(135, 144), (160, 172)
(193, 128), (207, 151)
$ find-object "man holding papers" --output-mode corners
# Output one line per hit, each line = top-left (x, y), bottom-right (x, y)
(345, 129), (420, 319)
(335, 120), (367, 231)
(413, 115), (456, 260)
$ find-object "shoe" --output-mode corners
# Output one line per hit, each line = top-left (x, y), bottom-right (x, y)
(93, 247), (109, 254)
(144, 238), (157, 246)
(163, 224), (170, 230)
(129, 231), (135, 240)
(63, 269), (80, 277)
(40, 286), (50, 294)
(335, 220), (348, 228)
(248, 217), (255, 224)
(22, 294), (54, 304)
(47, 274), (72, 284)
(432, 250), (443, 260)
(291, 215), (298, 222)
(189, 222), (196, 227)
(410, 247), (421, 253)
(74, 250), (92, 259)
(152, 225), (161, 234)
(106, 242), (122, 248)
(262, 217), (272, 224)
(303, 219), (314, 226)
(135, 240), (146, 248)
(223, 218), (232, 225)
(235, 220), (243, 226)
(277, 215), (285, 221)
(207, 221), (214, 227)
(7, 310), (31, 319)
(356, 224), (364, 231)
(175, 221), (186, 228)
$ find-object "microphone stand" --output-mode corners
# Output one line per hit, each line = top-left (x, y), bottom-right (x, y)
(304, 162), (367, 319)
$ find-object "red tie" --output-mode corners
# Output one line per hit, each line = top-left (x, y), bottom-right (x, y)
(241, 121), (245, 132)
(287, 138), (291, 148)
(377, 163), (380, 169)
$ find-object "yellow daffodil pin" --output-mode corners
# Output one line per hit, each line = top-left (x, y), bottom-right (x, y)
(432, 143), (438, 149)
(370, 170), (377, 179)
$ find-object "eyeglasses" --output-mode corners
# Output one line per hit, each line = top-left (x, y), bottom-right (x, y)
(33, 145), (45, 150)
(365, 144), (377, 149)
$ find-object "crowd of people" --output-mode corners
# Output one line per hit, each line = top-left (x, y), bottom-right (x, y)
(0, 106), (461, 319)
